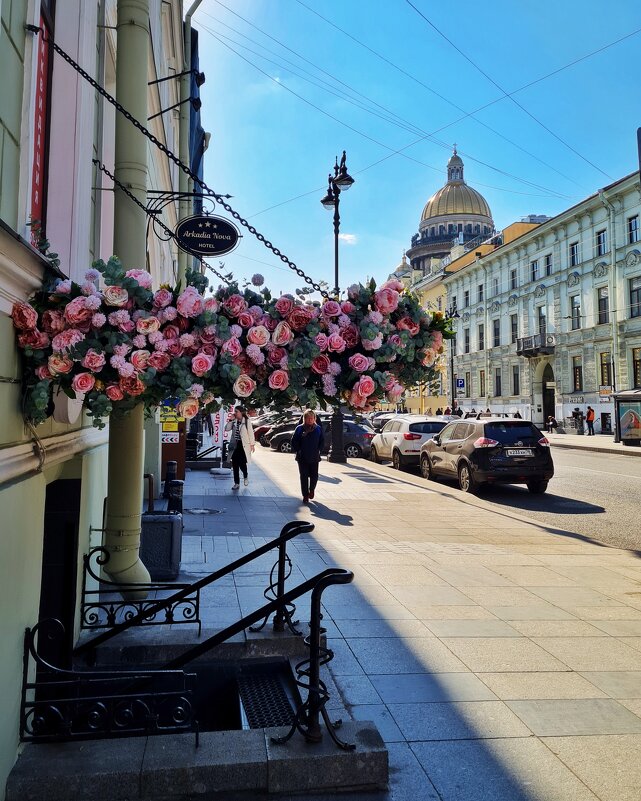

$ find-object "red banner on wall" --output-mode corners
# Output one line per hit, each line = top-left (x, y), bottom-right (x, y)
(30, 14), (50, 240)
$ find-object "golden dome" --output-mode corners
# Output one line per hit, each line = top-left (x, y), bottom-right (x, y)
(421, 182), (492, 221)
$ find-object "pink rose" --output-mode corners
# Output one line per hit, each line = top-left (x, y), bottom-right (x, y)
(354, 375), (375, 397)
(204, 297), (219, 312)
(237, 311), (254, 328)
(430, 330), (444, 351)
(422, 348), (437, 367)
(268, 346), (287, 365)
(315, 333), (329, 351)
(348, 353), (370, 373)
(268, 369), (290, 390)
(274, 296), (294, 317)
(396, 316), (420, 336)
(342, 325), (360, 348)
(247, 325), (270, 347)
(64, 296), (93, 326)
(191, 352), (214, 377)
(166, 342), (184, 358)
(322, 300), (341, 317)
(130, 349), (151, 371)
(381, 277), (404, 293)
(223, 293), (247, 318)
(327, 334), (346, 353)
(386, 382), (404, 403)
(52, 328), (85, 352)
(135, 316), (160, 335)
(221, 337), (242, 358)
(119, 375), (146, 396)
(374, 287), (399, 315)
(362, 333), (383, 351)
(177, 287), (204, 318)
(163, 324), (180, 340)
(311, 354), (331, 374)
(125, 269), (152, 289)
(272, 321), (294, 346)
(148, 351), (171, 371)
(349, 389), (369, 410)
(153, 288), (173, 308)
(48, 353), (74, 375)
(178, 398), (200, 419)
(233, 374), (256, 398)
(105, 384), (124, 401)
(263, 316), (278, 332)
(388, 334), (403, 348)
(41, 310), (65, 334)
(18, 329), (50, 349)
(82, 349), (106, 372)
(11, 302), (39, 330)
(36, 365), (53, 380)
(341, 301), (356, 315)
(288, 307), (313, 332)
(103, 285), (130, 307)
(72, 372), (95, 394)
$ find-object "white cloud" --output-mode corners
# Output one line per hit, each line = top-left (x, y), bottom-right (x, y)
(338, 233), (358, 245)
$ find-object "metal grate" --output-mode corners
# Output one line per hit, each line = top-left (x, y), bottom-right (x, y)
(237, 674), (295, 729)
(184, 508), (223, 515)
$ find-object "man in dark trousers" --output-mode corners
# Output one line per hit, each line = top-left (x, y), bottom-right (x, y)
(586, 406), (595, 436)
(291, 410), (325, 503)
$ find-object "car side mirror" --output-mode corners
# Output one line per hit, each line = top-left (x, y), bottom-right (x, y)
(432, 435), (440, 445)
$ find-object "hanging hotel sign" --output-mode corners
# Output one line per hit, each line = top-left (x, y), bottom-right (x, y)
(174, 214), (240, 257)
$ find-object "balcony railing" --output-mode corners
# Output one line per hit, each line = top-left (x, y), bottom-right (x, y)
(516, 333), (556, 357)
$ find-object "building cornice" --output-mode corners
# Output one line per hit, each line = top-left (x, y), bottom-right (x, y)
(0, 220), (52, 315)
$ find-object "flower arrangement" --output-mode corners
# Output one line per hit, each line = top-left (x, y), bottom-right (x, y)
(11, 257), (451, 428)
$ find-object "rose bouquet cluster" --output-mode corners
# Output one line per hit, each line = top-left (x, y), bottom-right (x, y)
(11, 257), (451, 428)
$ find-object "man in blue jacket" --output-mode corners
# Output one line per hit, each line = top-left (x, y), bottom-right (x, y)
(291, 410), (325, 503)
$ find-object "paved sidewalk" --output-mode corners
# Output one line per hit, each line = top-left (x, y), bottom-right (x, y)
(181, 449), (641, 801)
(548, 431), (641, 457)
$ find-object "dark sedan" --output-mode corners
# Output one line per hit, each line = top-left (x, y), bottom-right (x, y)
(270, 420), (374, 458)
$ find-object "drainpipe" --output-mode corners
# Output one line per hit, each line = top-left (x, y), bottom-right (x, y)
(599, 189), (619, 440)
(103, 0), (151, 591)
(178, 0), (203, 284)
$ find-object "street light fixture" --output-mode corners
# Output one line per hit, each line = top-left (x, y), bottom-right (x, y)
(446, 299), (460, 411)
(148, 96), (201, 121)
(321, 150), (355, 464)
(148, 68), (206, 87)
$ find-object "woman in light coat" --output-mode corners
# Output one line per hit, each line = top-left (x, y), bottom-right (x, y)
(225, 406), (256, 489)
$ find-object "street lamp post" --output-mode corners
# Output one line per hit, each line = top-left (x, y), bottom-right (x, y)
(321, 151), (355, 463)
(446, 300), (460, 411)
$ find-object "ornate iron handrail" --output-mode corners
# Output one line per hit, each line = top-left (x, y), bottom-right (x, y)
(80, 546), (202, 635)
(75, 520), (314, 660)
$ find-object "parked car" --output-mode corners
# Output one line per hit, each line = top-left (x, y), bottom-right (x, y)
(370, 416), (447, 469)
(419, 418), (554, 494)
(270, 419), (374, 458)
(371, 412), (398, 432)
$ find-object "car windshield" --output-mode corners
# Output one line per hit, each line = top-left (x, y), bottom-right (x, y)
(409, 422), (446, 434)
(484, 422), (541, 443)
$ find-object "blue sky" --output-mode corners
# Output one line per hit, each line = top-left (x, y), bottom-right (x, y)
(194, 0), (641, 296)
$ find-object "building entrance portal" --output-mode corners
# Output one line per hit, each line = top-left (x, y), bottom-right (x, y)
(542, 363), (556, 424)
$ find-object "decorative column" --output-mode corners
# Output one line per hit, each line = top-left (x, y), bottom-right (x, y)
(103, 0), (151, 591)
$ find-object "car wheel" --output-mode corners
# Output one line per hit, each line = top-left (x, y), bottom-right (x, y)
(345, 443), (362, 459)
(420, 454), (435, 480)
(458, 462), (477, 494)
(260, 435), (268, 446)
(278, 440), (292, 453)
(527, 480), (548, 494)
(392, 450), (404, 471)
(369, 445), (380, 463)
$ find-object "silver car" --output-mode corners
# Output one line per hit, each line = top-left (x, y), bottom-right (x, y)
(370, 415), (447, 470)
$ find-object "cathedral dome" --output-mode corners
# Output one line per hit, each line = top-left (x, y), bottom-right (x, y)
(421, 182), (492, 221)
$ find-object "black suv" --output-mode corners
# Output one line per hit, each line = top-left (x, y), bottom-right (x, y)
(419, 417), (554, 494)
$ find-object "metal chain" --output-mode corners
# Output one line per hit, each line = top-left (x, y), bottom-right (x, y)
(93, 159), (231, 287)
(32, 26), (330, 299)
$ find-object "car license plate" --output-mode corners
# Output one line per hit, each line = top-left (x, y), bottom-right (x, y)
(506, 448), (533, 457)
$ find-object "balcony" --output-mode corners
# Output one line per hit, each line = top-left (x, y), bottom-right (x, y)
(516, 333), (556, 357)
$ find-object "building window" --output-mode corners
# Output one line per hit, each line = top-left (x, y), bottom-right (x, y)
(597, 287), (609, 324)
(600, 351), (612, 387)
(570, 241), (579, 266)
(478, 283), (484, 302)
(492, 318), (501, 347)
(465, 371), (471, 398)
(531, 260), (539, 282)
(596, 229), (607, 257)
(492, 277), (499, 296)
(512, 365), (520, 396)
(630, 277), (641, 318)
(494, 368), (502, 397)
(628, 215), (640, 244)
(451, 296), (457, 313)
(510, 314), (518, 344)
(464, 328), (470, 354)
(573, 356), (583, 391)
(478, 323), (485, 351)
(479, 369), (486, 397)
(510, 268), (517, 290)
(538, 305), (547, 334)
(544, 253), (552, 276)
(633, 348), (641, 387)
(570, 296), (581, 330)
(463, 289), (470, 308)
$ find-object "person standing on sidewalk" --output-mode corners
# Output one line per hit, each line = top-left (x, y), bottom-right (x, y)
(586, 406), (595, 436)
(225, 406), (255, 490)
(291, 410), (325, 503)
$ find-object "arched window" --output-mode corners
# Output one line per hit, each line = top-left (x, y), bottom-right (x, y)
(431, 227), (435, 237)
(439, 225), (445, 235)
(474, 224), (480, 234)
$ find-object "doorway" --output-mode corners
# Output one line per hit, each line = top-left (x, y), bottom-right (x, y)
(37, 479), (81, 670)
(542, 363), (556, 423)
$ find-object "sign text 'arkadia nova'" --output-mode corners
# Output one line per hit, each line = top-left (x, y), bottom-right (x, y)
(174, 214), (241, 257)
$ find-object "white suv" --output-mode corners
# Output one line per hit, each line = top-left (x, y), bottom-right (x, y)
(370, 416), (447, 470)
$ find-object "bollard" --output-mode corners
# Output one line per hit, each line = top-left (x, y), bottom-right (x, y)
(167, 479), (184, 514)
(163, 460), (177, 498)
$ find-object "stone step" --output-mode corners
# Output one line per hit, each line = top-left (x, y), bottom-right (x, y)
(7, 722), (388, 800)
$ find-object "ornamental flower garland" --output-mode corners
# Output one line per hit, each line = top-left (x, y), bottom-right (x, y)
(11, 257), (452, 428)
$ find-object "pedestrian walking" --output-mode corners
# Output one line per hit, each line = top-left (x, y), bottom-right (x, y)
(225, 406), (255, 490)
(291, 410), (325, 504)
(547, 415), (558, 434)
(586, 406), (595, 436)
(443, 406), (451, 415)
